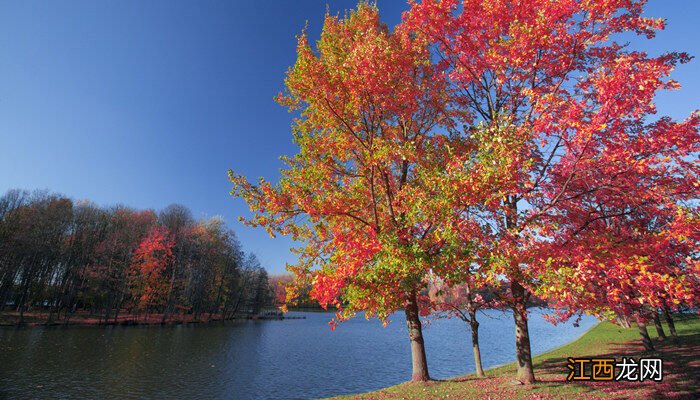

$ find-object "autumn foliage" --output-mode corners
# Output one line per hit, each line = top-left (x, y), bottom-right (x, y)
(231, 2), (464, 381)
(0, 191), (274, 325)
(403, 0), (699, 382)
(230, 0), (698, 385)
(129, 226), (175, 311)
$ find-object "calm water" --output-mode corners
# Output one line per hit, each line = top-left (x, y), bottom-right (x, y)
(0, 309), (597, 399)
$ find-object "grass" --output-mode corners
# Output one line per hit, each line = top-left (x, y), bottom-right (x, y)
(330, 314), (700, 399)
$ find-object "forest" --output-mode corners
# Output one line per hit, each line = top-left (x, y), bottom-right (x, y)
(0, 188), (276, 325)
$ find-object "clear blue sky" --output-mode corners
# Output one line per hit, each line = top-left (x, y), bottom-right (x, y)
(0, 1), (697, 275)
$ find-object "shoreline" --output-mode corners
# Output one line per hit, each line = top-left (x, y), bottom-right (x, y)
(0, 311), (303, 328)
(330, 315), (699, 399)
(453, 318), (602, 380)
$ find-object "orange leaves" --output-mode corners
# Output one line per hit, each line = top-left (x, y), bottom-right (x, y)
(231, 0), (699, 332)
(128, 226), (175, 310)
(229, 2), (460, 326)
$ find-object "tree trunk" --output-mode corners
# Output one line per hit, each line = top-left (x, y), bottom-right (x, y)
(616, 314), (631, 328)
(104, 306), (111, 324)
(469, 310), (485, 378)
(405, 290), (430, 382)
(662, 307), (678, 338)
(652, 311), (666, 340)
(511, 281), (535, 384)
(17, 273), (31, 325)
(636, 319), (655, 351)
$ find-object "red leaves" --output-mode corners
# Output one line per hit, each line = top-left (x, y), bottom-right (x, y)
(230, 1), (699, 335)
(269, 274), (293, 307)
(128, 226), (175, 310)
(404, 0), (699, 322)
(536, 206), (699, 323)
(229, 3), (458, 327)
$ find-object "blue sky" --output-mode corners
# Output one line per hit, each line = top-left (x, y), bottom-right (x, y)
(0, 1), (697, 275)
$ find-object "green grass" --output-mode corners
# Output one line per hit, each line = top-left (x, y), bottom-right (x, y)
(330, 314), (700, 399)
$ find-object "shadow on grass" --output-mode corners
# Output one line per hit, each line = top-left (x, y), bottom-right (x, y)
(531, 333), (700, 399)
(337, 318), (699, 400)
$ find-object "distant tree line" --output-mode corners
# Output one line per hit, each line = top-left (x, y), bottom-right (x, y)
(0, 189), (273, 325)
(268, 274), (331, 311)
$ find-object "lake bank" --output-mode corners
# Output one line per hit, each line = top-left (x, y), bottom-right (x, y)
(331, 314), (700, 399)
(0, 310), (297, 327)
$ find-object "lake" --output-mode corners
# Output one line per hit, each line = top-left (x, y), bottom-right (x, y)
(0, 309), (597, 399)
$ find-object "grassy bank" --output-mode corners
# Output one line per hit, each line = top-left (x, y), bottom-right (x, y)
(332, 314), (699, 399)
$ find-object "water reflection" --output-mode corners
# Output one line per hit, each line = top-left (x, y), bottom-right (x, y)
(0, 309), (597, 399)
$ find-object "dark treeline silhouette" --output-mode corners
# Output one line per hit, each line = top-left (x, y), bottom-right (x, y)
(0, 189), (273, 325)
